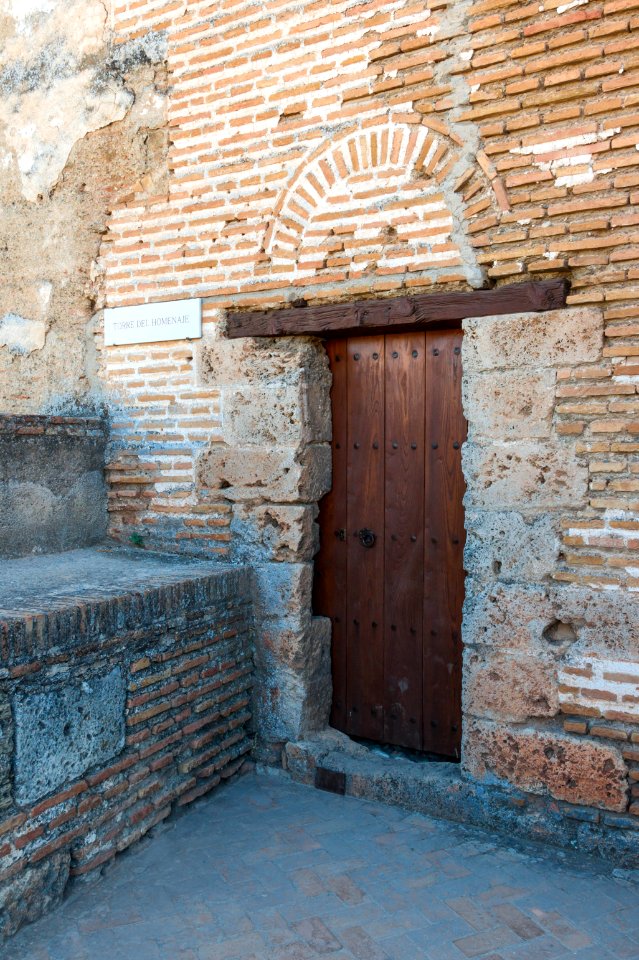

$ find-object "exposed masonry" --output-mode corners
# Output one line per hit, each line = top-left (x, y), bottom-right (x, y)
(102, 0), (639, 591)
(0, 0), (169, 414)
(0, 0), (638, 900)
(0, 549), (253, 941)
(559, 656), (639, 720)
(266, 121), (486, 289)
(98, 0), (639, 833)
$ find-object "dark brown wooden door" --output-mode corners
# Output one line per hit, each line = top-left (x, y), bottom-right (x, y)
(313, 329), (466, 758)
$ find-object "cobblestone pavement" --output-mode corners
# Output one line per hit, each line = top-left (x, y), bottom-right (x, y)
(9, 772), (639, 960)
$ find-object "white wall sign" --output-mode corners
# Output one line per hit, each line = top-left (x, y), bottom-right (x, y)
(104, 298), (202, 346)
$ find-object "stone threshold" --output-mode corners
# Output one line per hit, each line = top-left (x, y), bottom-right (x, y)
(276, 728), (639, 872)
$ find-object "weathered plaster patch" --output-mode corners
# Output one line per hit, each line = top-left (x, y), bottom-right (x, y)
(0, 0), (133, 202)
(0, 1), (168, 412)
(8, 0), (55, 24)
(0, 313), (46, 353)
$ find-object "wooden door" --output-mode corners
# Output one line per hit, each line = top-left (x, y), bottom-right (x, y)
(313, 329), (466, 758)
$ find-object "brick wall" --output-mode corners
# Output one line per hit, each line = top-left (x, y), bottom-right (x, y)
(0, 562), (253, 940)
(100, 0), (639, 585)
(461, 306), (639, 829)
(94, 0), (639, 820)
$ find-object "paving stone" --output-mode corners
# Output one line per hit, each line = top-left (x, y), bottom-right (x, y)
(454, 925), (523, 957)
(7, 773), (639, 960)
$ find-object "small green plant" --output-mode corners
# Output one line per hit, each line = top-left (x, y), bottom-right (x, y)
(129, 532), (145, 548)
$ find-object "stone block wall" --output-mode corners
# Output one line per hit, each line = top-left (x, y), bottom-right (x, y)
(0, 415), (108, 558)
(461, 305), (639, 826)
(0, 564), (253, 940)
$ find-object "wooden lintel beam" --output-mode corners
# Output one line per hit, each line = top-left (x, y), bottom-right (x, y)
(226, 279), (570, 339)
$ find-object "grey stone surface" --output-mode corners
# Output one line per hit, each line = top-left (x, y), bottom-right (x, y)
(13, 667), (126, 806)
(0, 545), (241, 615)
(198, 442), (332, 504)
(462, 647), (559, 722)
(0, 684), (12, 811)
(2, 851), (70, 941)
(464, 510), (561, 585)
(0, 472), (107, 559)
(284, 731), (639, 867)
(462, 580), (639, 660)
(223, 377), (331, 447)
(254, 617), (332, 741)
(463, 369), (556, 439)
(252, 562), (314, 623)
(231, 502), (319, 563)
(8, 773), (639, 960)
(0, 418), (108, 558)
(463, 439), (588, 510)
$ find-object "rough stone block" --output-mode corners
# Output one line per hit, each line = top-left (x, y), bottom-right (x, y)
(231, 503), (318, 562)
(198, 444), (331, 504)
(259, 616), (331, 674)
(0, 850), (70, 939)
(222, 377), (330, 447)
(463, 648), (559, 722)
(463, 440), (588, 510)
(463, 369), (556, 439)
(462, 307), (603, 371)
(462, 581), (559, 655)
(13, 667), (126, 806)
(463, 580), (639, 663)
(549, 588), (639, 661)
(200, 336), (329, 387)
(0, 686), (12, 812)
(254, 621), (332, 742)
(463, 719), (628, 811)
(0, 417), (107, 558)
(464, 510), (560, 585)
(252, 562), (314, 623)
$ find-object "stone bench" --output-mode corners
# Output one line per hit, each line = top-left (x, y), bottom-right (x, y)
(0, 547), (253, 939)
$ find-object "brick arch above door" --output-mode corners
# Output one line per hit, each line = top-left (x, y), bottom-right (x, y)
(265, 118), (507, 293)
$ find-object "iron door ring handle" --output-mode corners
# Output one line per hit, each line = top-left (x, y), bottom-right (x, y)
(358, 528), (376, 548)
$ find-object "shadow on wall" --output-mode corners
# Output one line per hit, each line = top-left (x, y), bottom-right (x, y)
(0, 415), (108, 558)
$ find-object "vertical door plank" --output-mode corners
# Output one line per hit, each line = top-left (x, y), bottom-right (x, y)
(313, 339), (349, 732)
(346, 336), (385, 741)
(423, 329), (466, 758)
(383, 332), (425, 749)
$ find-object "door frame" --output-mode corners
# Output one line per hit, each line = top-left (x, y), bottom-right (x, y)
(224, 280), (571, 752)
(226, 279), (568, 339)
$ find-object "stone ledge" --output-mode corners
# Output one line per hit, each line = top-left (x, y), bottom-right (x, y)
(0, 547), (252, 666)
(280, 729), (639, 870)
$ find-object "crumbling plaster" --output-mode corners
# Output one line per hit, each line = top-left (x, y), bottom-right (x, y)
(0, 0), (168, 413)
